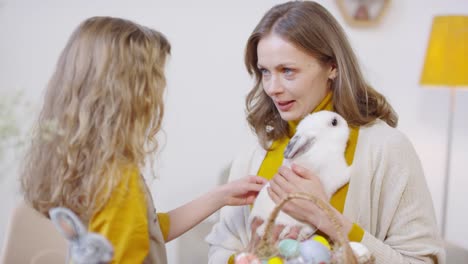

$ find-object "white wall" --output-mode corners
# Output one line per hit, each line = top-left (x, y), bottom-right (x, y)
(0, 0), (467, 262)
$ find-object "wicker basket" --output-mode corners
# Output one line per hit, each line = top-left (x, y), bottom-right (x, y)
(250, 192), (372, 264)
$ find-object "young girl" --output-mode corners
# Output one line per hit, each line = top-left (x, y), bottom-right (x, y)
(20, 16), (266, 263)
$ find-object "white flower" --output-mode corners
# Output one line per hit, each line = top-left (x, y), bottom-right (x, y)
(0, 91), (34, 165)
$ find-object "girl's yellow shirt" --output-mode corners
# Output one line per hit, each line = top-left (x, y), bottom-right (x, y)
(88, 167), (169, 263)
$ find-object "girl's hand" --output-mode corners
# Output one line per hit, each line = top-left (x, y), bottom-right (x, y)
(166, 175), (266, 242)
(219, 175), (267, 206)
(267, 164), (352, 241)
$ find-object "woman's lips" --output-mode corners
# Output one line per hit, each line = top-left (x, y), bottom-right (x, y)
(276, 100), (295, 111)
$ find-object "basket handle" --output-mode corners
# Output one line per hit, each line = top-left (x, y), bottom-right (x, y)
(254, 192), (357, 264)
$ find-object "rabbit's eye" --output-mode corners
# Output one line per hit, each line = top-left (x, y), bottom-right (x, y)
(331, 117), (338, 126)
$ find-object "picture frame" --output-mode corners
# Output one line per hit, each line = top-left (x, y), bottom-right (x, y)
(336, 0), (391, 27)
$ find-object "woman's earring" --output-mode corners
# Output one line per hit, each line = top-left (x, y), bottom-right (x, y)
(266, 125), (274, 133)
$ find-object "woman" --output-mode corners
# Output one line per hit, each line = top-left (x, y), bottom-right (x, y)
(206, 1), (444, 263)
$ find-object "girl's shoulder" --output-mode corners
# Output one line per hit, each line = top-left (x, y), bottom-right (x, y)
(108, 164), (144, 201)
(121, 164), (141, 180)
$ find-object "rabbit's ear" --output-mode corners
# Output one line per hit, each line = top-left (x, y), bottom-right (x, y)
(49, 207), (87, 241)
(284, 134), (315, 159)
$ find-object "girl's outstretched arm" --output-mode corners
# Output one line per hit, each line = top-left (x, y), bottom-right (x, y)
(165, 175), (266, 242)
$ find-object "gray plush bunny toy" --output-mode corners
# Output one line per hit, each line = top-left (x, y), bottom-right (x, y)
(49, 207), (114, 264)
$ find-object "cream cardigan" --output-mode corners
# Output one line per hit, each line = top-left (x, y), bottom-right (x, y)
(206, 120), (445, 264)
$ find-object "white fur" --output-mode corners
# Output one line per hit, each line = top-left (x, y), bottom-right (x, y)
(249, 110), (350, 240)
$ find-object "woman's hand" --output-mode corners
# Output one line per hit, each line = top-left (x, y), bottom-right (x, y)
(218, 175), (267, 206)
(267, 164), (352, 241)
(269, 164), (328, 203)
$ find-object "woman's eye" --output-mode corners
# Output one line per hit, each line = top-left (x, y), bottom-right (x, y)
(283, 68), (294, 77)
(259, 68), (270, 76)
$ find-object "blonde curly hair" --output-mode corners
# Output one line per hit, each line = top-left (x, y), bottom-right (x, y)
(21, 16), (171, 222)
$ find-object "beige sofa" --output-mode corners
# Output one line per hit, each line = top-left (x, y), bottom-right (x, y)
(0, 201), (68, 264)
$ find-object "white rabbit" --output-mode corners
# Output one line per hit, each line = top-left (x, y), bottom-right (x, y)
(249, 110), (351, 240)
(49, 207), (114, 264)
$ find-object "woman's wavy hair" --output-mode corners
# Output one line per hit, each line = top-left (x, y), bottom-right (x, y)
(21, 16), (171, 222)
(245, 1), (398, 149)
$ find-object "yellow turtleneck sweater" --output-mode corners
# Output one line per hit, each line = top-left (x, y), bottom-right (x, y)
(256, 92), (363, 242)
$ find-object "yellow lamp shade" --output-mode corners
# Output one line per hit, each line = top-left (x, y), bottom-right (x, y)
(420, 16), (468, 87)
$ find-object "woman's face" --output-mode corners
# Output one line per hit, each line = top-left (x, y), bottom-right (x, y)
(257, 33), (336, 122)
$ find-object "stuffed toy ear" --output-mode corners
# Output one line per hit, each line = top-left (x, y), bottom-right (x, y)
(50, 207), (114, 264)
(49, 207), (86, 242)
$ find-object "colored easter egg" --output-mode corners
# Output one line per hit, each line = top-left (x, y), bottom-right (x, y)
(299, 240), (331, 264)
(311, 235), (331, 250)
(278, 239), (300, 258)
(284, 256), (307, 264)
(267, 256), (283, 264)
(349, 242), (373, 263)
(235, 252), (261, 264)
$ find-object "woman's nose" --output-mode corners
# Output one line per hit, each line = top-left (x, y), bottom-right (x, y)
(264, 76), (283, 95)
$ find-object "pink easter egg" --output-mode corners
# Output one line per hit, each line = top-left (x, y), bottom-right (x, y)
(235, 252), (261, 264)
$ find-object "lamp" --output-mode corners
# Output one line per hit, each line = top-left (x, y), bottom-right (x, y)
(420, 15), (468, 239)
